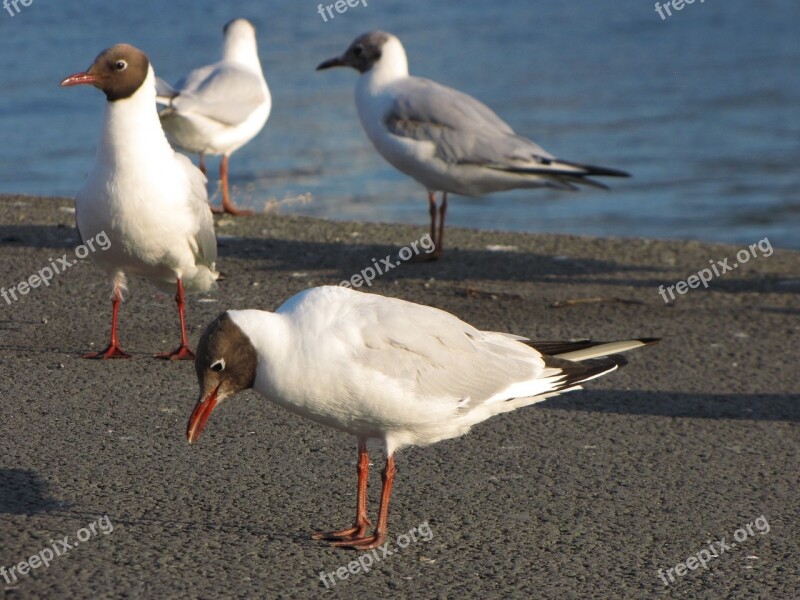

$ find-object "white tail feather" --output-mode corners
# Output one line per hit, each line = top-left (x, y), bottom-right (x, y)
(555, 339), (652, 362)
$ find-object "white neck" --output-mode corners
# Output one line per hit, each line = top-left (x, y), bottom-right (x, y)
(362, 36), (409, 90)
(228, 310), (290, 384)
(222, 30), (262, 73)
(96, 67), (173, 166)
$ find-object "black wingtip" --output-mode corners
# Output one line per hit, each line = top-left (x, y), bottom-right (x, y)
(553, 159), (630, 178)
(543, 354), (628, 392)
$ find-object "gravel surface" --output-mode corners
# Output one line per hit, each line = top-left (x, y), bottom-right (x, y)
(1, 194), (798, 599)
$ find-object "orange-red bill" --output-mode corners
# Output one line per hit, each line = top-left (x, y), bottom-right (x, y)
(60, 72), (96, 87)
(186, 383), (222, 444)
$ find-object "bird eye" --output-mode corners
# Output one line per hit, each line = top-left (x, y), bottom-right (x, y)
(210, 359), (225, 372)
(352, 46), (363, 57)
(115, 60), (128, 71)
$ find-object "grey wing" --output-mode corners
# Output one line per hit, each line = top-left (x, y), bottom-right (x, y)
(176, 153), (217, 266)
(384, 77), (554, 168)
(352, 295), (544, 405)
(169, 63), (267, 126)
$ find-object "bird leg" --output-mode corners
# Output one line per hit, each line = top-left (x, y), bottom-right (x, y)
(329, 454), (396, 550)
(435, 192), (447, 258)
(413, 192), (442, 262)
(428, 190), (437, 242)
(198, 154), (207, 176)
(312, 439), (372, 541)
(155, 279), (195, 360)
(83, 285), (131, 359)
(216, 155), (253, 216)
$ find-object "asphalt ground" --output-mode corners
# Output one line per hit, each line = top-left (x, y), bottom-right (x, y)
(0, 195), (798, 599)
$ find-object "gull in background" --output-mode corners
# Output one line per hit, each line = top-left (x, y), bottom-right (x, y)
(318, 31), (630, 258)
(157, 18), (271, 216)
(61, 44), (218, 360)
(186, 286), (657, 549)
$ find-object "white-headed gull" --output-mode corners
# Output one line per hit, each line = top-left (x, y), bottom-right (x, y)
(61, 44), (219, 360)
(185, 286), (657, 548)
(156, 18), (271, 216)
(317, 31), (630, 258)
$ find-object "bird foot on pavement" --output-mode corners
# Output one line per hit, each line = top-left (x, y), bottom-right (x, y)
(311, 521), (372, 542)
(155, 345), (195, 361)
(328, 532), (388, 550)
(82, 345), (132, 359)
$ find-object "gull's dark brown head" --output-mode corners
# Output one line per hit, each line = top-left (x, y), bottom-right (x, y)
(317, 31), (392, 74)
(60, 44), (150, 102)
(186, 312), (258, 444)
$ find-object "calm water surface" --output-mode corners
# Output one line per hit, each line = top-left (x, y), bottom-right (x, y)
(0, 0), (798, 248)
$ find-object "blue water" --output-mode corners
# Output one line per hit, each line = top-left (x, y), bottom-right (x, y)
(1, 0), (798, 248)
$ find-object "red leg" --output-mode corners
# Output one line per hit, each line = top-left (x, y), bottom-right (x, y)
(330, 454), (396, 550)
(413, 192), (442, 262)
(312, 438), (372, 541)
(155, 279), (195, 360)
(436, 192), (447, 257)
(210, 155), (224, 214)
(219, 155), (253, 216)
(198, 154), (207, 176)
(83, 286), (131, 359)
(428, 191), (437, 242)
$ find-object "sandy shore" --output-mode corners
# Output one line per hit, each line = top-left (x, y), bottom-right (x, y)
(1, 194), (798, 599)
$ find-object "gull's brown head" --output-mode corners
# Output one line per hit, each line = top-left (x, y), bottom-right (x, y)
(186, 312), (258, 444)
(60, 44), (150, 102)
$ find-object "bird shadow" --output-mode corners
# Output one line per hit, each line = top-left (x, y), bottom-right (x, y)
(0, 223), (790, 294)
(217, 233), (653, 283)
(541, 389), (800, 422)
(0, 223), (78, 250)
(0, 469), (66, 515)
(218, 234), (791, 294)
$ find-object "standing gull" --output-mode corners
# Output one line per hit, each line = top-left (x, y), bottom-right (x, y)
(185, 286), (657, 549)
(61, 44), (219, 360)
(318, 31), (629, 258)
(157, 18), (271, 216)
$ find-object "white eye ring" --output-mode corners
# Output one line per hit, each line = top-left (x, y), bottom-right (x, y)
(210, 359), (225, 372)
(115, 60), (128, 71)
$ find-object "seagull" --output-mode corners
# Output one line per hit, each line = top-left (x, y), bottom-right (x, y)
(156, 18), (271, 216)
(317, 31), (630, 259)
(185, 286), (657, 549)
(61, 44), (219, 360)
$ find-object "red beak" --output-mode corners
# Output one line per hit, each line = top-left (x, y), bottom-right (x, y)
(60, 71), (97, 87)
(186, 383), (222, 444)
